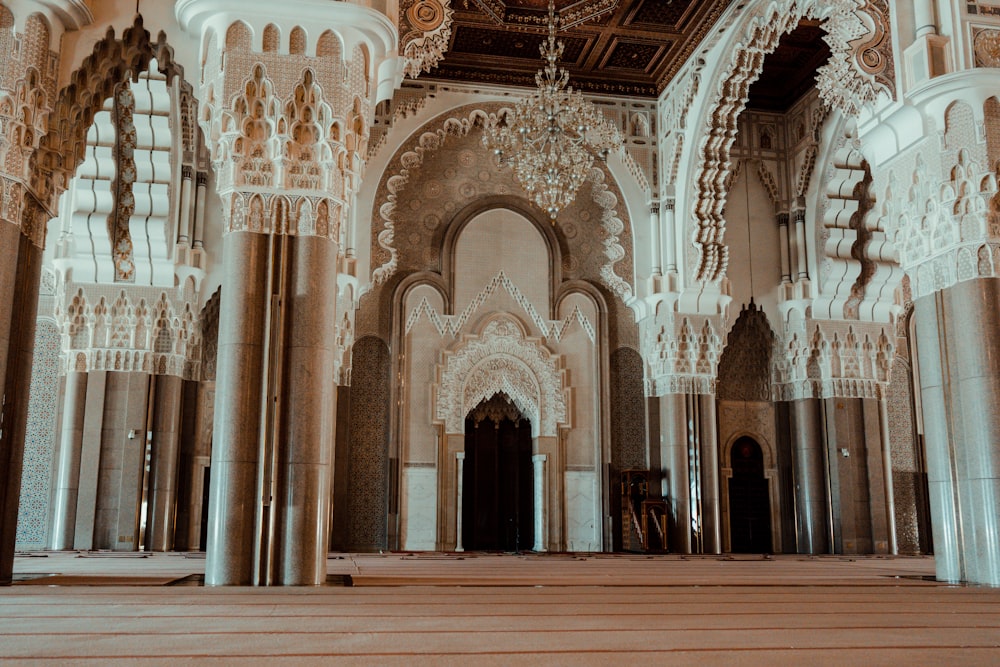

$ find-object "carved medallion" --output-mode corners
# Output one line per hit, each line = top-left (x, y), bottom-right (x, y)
(974, 29), (1000, 68)
(408, 0), (447, 31)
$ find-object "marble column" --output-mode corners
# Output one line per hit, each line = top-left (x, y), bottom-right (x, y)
(777, 212), (792, 284)
(914, 278), (1000, 586)
(455, 452), (465, 552)
(48, 371), (89, 550)
(272, 234), (338, 586)
(659, 393), (691, 553)
(698, 394), (721, 554)
(649, 203), (662, 277)
(790, 398), (830, 554)
(205, 231), (269, 585)
(532, 454), (547, 552)
(0, 226), (43, 585)
(663, 199), (677, 275)
(878, 399), (898, 555)
(793, 202), (809, 281)
(145, 374), (184, 552)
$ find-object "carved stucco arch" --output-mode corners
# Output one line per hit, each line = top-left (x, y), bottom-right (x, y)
(369, 102), (635, 301)
(686, 0), (894, 283)
(434, 315), (568, 438)
(41, 16), (199, 193)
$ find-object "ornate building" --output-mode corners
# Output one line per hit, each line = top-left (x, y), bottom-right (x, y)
(0, 0), (997, 587)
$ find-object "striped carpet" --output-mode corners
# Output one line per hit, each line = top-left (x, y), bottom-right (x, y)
(2, 552), (998, 665)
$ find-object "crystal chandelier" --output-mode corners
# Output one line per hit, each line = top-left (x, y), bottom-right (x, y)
(483, 0), (620, 220)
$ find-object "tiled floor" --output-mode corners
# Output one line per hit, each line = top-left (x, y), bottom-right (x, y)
(2, 552), (999, 665)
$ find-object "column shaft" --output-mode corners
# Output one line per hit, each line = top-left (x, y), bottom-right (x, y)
(146, 374), (184, 551)
(778, 214), (791, 283)
(205, 231), (269, 585)
(790, 398), (830, 554)
(878, 399), (898, 555)
(532, 454), (547, 552)
(0, 226), (42, 585)
(649, 204), (662, 276)
(455, 452), (465, 552)
(272, 234), (339, 586)
(49, 372), (89, 550)
(698, 394), (721, 554)
(663, 200), (677, 274)
(659, 393), (691, 553)
(914, 279), (1000, 586)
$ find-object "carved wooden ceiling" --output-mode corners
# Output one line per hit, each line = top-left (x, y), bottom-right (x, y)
(426, 0), (831, 102)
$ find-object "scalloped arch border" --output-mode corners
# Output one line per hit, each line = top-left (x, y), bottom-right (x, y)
(370, 102), (634, 301)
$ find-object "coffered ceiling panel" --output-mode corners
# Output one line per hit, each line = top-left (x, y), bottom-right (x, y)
(426, 0), (733, 96)
(425, 1), (831, 103)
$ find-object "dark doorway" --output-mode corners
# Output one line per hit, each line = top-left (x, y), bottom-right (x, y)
(199, 466), (210, 551)
(728, 437), (772, 553)
(462, 395), (533, 551)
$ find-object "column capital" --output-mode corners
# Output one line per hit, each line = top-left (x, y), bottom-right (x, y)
(4, 0), (92, 45)
(772, 318), (894, 401)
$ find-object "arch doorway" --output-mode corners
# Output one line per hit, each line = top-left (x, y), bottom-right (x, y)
(462, 394), (533, 551)
(728, 437), (772, 553)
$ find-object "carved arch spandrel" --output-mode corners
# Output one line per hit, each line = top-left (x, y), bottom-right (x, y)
(369, 102), (636, 301)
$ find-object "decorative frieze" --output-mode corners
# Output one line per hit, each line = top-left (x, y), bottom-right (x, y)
(406, 270), (596, 343)
(773, 318), (894, 401)
(54, 283), (202, 380)
(643, 310), (724, 397)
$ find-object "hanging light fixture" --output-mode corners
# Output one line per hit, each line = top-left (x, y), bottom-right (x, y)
(482, 0), (620, 220)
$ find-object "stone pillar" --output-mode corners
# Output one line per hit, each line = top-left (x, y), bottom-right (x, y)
(193, 172), (208, 249)
(659, 393), (691, 553)
(176, 0), (398, 585)
(792, 201), (809, 281)
(878, 399), (898, 555)
(698, 394), (721, 554)
(0, 0), (90, 585)
(663, 198), (677, 275)
(48, 371), (89, 550)
(455, 452), (465, 552)
(914, 279), (1000, 586)
(204, 231), (268, 585)
(0, 224), (44, 583)
(777, 212), (792, 284)
(532, 454), (547, 552)
(914, 1), (937, 37)
(649, 202), (661, 277)
(145, 374), (185, 552)
(790, 398), (829, 554)
(272, 234), (339, 586)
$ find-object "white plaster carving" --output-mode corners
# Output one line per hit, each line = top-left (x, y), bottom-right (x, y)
(434, 315), (568, 437)
(54, 284), (202, 380)
(643, 307), (724, 397)
(370, 102), (634, 300)
(686, 0), (895, 283)
(406, 270), (596, 343)
(773, 318), (894, 400)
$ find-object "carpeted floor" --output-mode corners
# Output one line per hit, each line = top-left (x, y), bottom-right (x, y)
(1, 552), (998, 665)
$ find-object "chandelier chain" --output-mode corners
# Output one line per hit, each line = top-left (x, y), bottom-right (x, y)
(483, 0), (620, 220)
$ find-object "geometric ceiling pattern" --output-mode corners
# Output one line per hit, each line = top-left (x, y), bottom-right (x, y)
(427, 0), (738, 97)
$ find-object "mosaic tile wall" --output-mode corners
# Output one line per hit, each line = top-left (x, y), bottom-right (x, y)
(610, 347), (647, 473)
(15, 319), (61, 550)
(347, 335), (390, 551)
